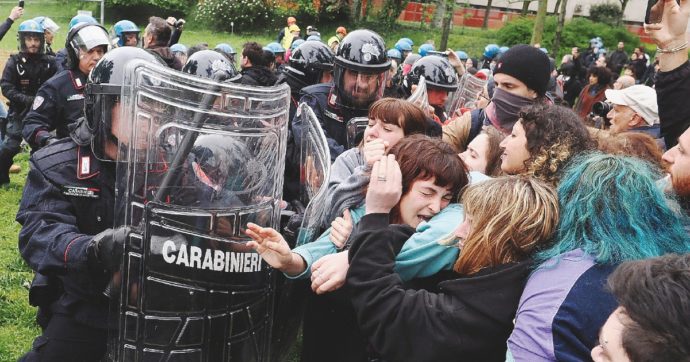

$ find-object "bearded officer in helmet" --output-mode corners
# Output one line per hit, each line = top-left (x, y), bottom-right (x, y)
(23, 23), (110, 152)
(16, 47), (163, 361)
(295, 29), (390, 160)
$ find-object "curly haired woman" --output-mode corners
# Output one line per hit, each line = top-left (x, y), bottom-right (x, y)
(499, 103), (594, 185)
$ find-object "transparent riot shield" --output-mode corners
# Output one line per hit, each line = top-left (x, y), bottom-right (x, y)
(407, 75), (430, 113)
(445, 73), (487, 117)
(109, 59), (291, 361)
(295, 103), (331, 246)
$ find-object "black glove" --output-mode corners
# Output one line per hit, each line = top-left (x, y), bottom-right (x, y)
(87, 227), (130, 271)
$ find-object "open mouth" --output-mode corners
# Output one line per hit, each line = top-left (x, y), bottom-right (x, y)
(418, 215), (432, 222)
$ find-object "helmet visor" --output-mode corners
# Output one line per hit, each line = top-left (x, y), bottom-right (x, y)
(335, 66), (387, 110)
(73, 26), (110, 53)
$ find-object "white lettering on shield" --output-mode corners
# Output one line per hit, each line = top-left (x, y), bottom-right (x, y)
(161, 239), (262, 273)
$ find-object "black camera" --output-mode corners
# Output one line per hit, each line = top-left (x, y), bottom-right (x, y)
(592, 101), (613, 117)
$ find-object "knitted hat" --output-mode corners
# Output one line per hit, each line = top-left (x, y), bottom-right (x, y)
(494, 44), (551, 96)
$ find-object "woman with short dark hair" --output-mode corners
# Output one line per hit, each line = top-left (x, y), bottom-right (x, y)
(574, 66), (612, 120)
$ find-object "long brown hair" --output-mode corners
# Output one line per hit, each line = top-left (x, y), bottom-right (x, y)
(453, 176), (559, 275)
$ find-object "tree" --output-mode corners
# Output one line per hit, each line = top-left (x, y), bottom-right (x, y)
(439, 0), (454, 49)
(552, 0), (569, 58)
(483, 0), (493, 29)
(432, 0), (445, 28)
(521, 0), (532, 16)
(617, 0), (629, 24)
(531, 0), (548, 45)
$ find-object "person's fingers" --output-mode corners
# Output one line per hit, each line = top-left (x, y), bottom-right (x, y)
(315, 276), (343, 294)
(370, 160), (381, 185)
(244, 228), (262, 242)
(312, 256), (326, 271)
(378, 155), (388, 179)
(343, 209), (352, 222)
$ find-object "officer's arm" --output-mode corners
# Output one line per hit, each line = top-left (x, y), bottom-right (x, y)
(295, 93), (346, 160)
(1, 57), (33, 107)
(16, 161), (104, 294)
(23, 82), (58, 148)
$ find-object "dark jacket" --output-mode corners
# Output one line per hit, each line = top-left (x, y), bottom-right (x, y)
(1, 52), (56, 122)
(229, 66), (278, 87)
(0, 17), (15, 42)
(608, 49), (628, 74)
(17, 139), (115, 328)
(147, 45), (183, 70)
(23, 69), (88, 151)
(347, 213), (532, 362)
(656, 60), (690, 148)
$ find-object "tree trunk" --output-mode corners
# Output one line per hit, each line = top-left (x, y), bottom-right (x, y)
(553, 0), (569, 58)
(351, 0), (362, 22)
(432, 0), (445, 28)
(553, 0), (561, 14)
(440, 0), (454, 49)
(483, 0), (493, 29)
(617, 0), (629, 25)
(521, 0), (531, 16)
(531, 0), (548, 45)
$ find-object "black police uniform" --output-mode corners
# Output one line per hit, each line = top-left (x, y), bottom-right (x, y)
(0, 51), (56, 182)
(296, 82), (367, 161)
(17, 138), (115, 361)
(23, 69), (88, 151)
(54, 48), (67, 73)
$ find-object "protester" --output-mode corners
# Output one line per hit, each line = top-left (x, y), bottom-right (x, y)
(598, 132), (665, 169)
(142, 16), (182, 70)
(499, 103), (594, 185)
(347, 174), (558, 362)
(613, 74), (635, 89)
(608, 41), (628, 75)
(459, 126), (504, 176)
(507, 153), (690, 361)
(604, 85), (664, 148)
(247, 136), (468, 361)
(325, 98), (438, 223)
(591, 253), (690, 362)
(443, 44), (551, 153)
(228, 42), (277, 86)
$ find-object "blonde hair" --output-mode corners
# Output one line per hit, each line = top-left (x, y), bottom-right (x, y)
(453, 176), (559, 275)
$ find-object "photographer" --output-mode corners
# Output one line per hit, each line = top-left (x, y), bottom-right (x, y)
(574, 66), (612, 121)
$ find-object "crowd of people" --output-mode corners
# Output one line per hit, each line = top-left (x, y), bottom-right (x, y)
(2, 0), (690, 361)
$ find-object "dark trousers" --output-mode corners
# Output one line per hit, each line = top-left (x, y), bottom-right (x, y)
(19, 313), (107, 362)
(0, 117), (22, 183)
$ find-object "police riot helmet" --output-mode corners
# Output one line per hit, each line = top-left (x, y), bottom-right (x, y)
(455, 50), (468, 61)
(113, 20), (140, 47)
(214, 43), (236, 63)
(499, 46), (509, 55)
(333, 29), (390, 110)
(170, 43), (187, 55)
(394, 40), (412, 53)
(483, 44), (500, 59)
(387, 49), (402, 62)
(264, 42), (285, 55)
(65, 23), (111, 71)
(400, 37), (414, 47)
(182, 49), (236, 80)
(33, 16), (59, 34)
(69, 14), (98, 31)
(285, 41), (334, 90)
(290, 39), (305, 50)
(17, 20), (45, 54)
(83, 47), (164, 159)
(418, 43), (434, 57)
(405, 55), (458, 92)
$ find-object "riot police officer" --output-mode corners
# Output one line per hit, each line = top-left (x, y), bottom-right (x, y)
(182, 48), (235, 79)
(23, 23), (110, 152)
(112, 19), (140, 47)
(296, 29), (390, 160)
(33, 16), (59, 55)
(0, 19), (56, 184)
(17, 47), (163, 361)
(54, 14), (98, 72)
(402, 55), (459, 123)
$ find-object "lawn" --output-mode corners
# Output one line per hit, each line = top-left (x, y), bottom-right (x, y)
(0, 2), (500, 361)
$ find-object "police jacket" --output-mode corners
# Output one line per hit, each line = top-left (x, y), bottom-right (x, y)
(23, 69), (88, 150)
(54, 47), (67, 73)
(347, 213), (532, 362)
(17, 138), (115, 328)
(296, 82), (368, 161)
(0, 52), (56, 122)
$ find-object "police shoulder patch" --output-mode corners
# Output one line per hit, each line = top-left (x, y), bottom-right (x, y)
(32, 96), (44, 110)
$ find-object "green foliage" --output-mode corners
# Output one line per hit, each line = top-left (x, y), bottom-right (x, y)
(376, 0), (409, 28)
(106, 0), (196, 13)
(497, 16), (639, 59)
(589, 2), (623, 26)
(196, 0), (276, 31)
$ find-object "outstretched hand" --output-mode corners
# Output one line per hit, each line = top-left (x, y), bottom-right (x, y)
(365, 154), (403, 215)
(246, 223), (293, 270)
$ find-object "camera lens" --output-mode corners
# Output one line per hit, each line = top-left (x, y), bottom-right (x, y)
(592, 101), (612, 117)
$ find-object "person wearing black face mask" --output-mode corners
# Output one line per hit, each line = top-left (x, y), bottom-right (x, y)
(442, 44), (551, 153)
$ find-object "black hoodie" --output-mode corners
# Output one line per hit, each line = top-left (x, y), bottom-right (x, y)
(347, 213), (532, 362)
(147, 46), (183, 71)
(230, 66), (278, 87)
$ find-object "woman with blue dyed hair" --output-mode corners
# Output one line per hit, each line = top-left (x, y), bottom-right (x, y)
(507, 153), (690, 362)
